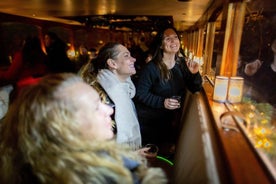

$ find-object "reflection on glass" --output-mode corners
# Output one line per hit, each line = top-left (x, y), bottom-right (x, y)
(238, 1), (276, 108)
(230, 0), (276, 179)
(231, 100), (276, 180)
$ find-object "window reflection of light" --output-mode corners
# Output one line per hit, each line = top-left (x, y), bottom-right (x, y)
(63, 0), (73, 13)
(97, 0), (116, 14)
(83, 0), (91, 15)
(67, 49), (76, 59)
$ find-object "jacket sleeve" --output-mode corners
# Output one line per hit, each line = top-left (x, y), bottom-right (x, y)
(135, 63), (165, 108)
(179, 58), (203, 93)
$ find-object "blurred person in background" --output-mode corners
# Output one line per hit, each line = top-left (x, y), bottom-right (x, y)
(240, 35), (276, 107)
(44, 32), (76, 73)
(0, 36), (49, 104)
(0, 36), (48, 87)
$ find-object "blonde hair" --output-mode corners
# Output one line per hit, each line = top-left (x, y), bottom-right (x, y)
(0, 73), (167, 184)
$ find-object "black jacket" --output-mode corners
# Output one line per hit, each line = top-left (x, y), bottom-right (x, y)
(134, 60), (202, 109)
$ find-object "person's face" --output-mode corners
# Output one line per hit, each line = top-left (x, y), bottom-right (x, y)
(68, 82), (114, 141)
(162, 28), (180, 54)
(112, 44), (136, 80)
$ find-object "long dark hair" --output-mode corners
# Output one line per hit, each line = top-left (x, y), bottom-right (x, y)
(45, 31), (67, 52)
(22, 36), (46, 67)
(150, 26), (183, 80)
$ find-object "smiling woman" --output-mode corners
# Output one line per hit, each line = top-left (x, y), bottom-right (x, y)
(134, 26), (202, 154)
(80, 42), (143, 150)
(1, 0), (276, 183)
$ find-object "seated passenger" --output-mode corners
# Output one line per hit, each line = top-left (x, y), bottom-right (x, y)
(0, 73), (167, 184)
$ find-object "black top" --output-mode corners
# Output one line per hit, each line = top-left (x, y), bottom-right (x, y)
(134, 59), (202, 109)
(45, 40), (75, 73)
(134, 59), (202, 145)
(245, 64), (276, 107)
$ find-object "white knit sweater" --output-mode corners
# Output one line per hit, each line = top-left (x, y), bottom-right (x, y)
(97, 69), (142, 150)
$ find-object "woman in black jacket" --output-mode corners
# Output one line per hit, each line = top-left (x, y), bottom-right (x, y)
(134, 26), (202, 153)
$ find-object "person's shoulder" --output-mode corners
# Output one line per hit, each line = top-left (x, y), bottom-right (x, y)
(140, 61), (158, 75)
(144, 61), (157, 70)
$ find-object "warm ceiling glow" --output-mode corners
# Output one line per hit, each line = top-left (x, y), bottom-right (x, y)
(97, 0), (116, 14)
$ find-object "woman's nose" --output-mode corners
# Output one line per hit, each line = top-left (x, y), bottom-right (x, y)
(104, 103), (114, 116)
(131, 56), (136, 62)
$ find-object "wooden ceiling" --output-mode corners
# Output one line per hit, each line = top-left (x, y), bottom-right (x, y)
(0, 0), (275, 32)
(0, 0), (214, 31)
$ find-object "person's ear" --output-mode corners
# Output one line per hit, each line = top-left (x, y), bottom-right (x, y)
(107, 58), (117, 69)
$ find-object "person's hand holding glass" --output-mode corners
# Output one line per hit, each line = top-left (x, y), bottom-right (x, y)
(164, 95), (181, 110)
(138, 144), (159, 159)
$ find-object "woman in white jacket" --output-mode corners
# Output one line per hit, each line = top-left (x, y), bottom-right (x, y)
(80, 42), (153, 157)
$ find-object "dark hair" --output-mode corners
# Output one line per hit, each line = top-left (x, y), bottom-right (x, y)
(92, 42), (121, 73)
(45, 31), (59, 41)
(258, 33), (276, 65)
(45, 31), (67, 50)
(150, 26), (182, 80)
(22, 36), (46, 66)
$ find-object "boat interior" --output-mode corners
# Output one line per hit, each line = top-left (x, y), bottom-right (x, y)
(0, 0), (276, 183)
(0, 0), (212, 31)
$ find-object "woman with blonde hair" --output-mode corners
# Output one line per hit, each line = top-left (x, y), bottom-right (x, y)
(79, 42), (153, 157)
(0, 73), (167, 184)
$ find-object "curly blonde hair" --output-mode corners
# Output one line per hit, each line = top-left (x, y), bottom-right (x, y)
(0, 73), (167, 184)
